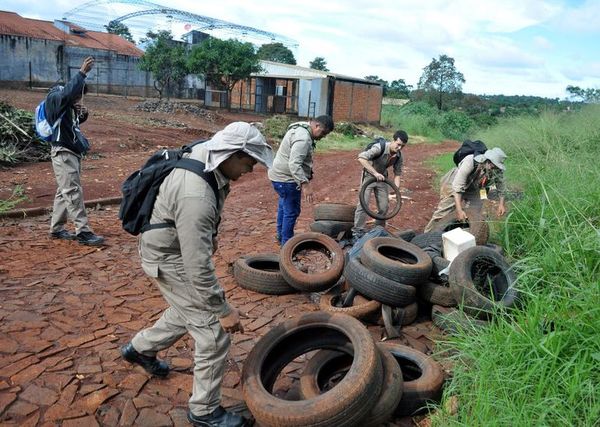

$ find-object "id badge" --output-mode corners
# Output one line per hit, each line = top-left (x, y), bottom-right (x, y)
(480, 188), (488, 200)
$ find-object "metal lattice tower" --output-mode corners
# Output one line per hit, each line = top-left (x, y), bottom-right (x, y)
(62, 0), (297, 47)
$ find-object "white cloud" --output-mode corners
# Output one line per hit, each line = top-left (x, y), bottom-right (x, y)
(557, 0), (600, 33)
(533, 36), (552, 49)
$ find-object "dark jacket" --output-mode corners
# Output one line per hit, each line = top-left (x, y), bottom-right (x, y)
(45, 71), (90, 155)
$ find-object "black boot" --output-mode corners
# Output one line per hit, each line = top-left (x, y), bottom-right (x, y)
(76, 231), (105, 246)
(50, 230), (76, 240)
(120, 342), (169, 377)
(187, 406), (252, 427)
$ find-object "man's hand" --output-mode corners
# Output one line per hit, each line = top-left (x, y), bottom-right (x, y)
(74, 105), (88, 116)
(302, 182), (314, 203)
(80, 57), (95, 75)
(497, 203), (506, 217)
(374, 172), (385, 182)
(219, 308), (243, 334)
(456, 208), (468, 222)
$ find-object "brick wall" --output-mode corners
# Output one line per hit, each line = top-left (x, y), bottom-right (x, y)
(332, 81), (382, 124)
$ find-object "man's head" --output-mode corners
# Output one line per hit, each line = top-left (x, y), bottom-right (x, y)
(390, 130), (409, 153)
(219, 151), (258, 181)
(477, 147), (507, 171)
(309, 115), (334, 140)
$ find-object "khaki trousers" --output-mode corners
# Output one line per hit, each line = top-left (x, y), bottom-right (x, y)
(50, 148), (91, 234)
(352, 179), (389, 236)
(131, 262), (230, 416)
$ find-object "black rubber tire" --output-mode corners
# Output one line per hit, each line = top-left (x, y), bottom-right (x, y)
(379, 342), (444, 416)
(309, 220), (353, 238)
(280, 232), (345, 293)
(431, 305), (489, 334)
(381, 303), (419, 338)
(431, 208), (489, 245)
(242, 312), (383, 427)
(233, 254), (297, 295)
(431, 256), (451, 279)
(314, 203), (356, 222)
(448, 246), (518, 319)
(360, 237), (432, 286)
(299, 343), (403, 427)
(344, 257), (416, 307)
(411, 232), (444, 251)
(419, 281), (456, 307)
(319, 291), (381, 320)
(359, 176), (402, 221)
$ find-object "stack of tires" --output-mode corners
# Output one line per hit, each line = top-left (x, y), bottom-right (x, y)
(309, 203), (355, 239)
(242, 312), (445, 426)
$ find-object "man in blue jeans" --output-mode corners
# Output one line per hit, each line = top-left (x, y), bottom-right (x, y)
(268, 116), (334, 245)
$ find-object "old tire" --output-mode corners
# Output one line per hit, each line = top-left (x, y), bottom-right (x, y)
(319, 291), (381, 320)
(309, 220), (353, 238)
(379, 342), (444, 416)
(448, 246), (518, 319)
(431, 208), (489, 245)
(233, 254), (297, 295)
(359, 176), (402, 221)
(344, 257), (416, 307)
(360, 237), (432, 286)
(381, 303), (419, 338)
(280, 232), (344, 292)
(431, 305), (489, 334)
(299, 343), (403, 427)
(242, 312), (383, 427)
(314, 203), (356, 222)
(419, 281), (456, 307)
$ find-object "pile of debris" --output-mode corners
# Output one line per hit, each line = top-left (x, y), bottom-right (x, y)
(135, 100), (218, 122)
(0, 100), (50, 166)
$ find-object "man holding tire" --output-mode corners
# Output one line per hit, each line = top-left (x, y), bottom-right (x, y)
(352, 130), (408, 239)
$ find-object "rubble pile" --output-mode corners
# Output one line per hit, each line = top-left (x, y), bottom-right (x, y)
(135, 100), (218, 122)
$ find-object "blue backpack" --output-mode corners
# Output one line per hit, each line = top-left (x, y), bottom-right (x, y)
(34, 100), (64, 141)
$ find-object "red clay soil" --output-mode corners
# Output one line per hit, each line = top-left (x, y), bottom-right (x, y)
(0, 88), (459, 426)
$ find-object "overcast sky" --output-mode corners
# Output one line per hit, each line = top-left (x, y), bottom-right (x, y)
(3, 0), (599, 98)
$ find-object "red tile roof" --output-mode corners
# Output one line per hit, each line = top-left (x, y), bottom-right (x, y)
(0, 11), (143, 57)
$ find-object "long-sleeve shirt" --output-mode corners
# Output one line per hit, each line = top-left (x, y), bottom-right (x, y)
(440, 154), (505, 198)
(357, 141), (403, 180)
(268, 122), (314, 186)
(139, 144), (231, 324)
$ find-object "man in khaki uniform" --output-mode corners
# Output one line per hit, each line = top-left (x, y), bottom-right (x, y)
(268, 115), (334, 244)
(121, 122), (273, 427)
(424, 147), (507, 232)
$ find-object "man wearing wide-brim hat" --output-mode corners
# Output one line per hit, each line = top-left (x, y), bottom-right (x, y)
(425, 147), (507, 232)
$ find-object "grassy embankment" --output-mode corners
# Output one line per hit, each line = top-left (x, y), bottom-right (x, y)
(428, 105), (600, 425)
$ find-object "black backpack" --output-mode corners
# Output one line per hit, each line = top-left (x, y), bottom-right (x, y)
(365, 137), (387, 160)
(453, 140), (487, 166)
(118, 140), (219, 235)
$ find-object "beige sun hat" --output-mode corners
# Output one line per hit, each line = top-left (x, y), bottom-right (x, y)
(476, 147), (507, 170)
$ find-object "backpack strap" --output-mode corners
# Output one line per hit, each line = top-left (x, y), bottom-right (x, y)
(372, 139), (387, 160)
(140, 158), (220, 233)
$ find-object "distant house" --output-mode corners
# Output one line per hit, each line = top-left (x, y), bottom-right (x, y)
(0, 10), (151, 96)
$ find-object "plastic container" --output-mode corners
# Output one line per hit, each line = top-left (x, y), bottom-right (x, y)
(442, 228), (476, 262)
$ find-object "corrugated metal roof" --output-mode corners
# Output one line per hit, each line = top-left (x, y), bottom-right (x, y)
(256, 60), (381, 85)
(0, 10), (143, 57)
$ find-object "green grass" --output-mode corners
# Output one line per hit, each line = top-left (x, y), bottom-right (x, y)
(0, 185), (27, 213)
(430, 105), (600, 426)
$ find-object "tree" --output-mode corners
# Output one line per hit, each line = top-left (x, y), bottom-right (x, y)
(138, 31), (188, 101)
(105, 20), (134, 43)
(387, 79), (412, 99)
(188, 38), (261, 110)
(309, 57), (329, 72)
(257, 42), (296, 65)
(418, 54), (465, 110)
(566, 85), (600, 103)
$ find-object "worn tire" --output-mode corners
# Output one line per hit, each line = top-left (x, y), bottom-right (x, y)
(233, 254), (297, 295)
(242, 312), (383, 427)
(431, 256), (451, 279)
(359, 176), (402, 221)
(309, 220), (353, 238)
(379, 342), (444, 416)
(431, 305), (489, 334)
(381, 303), (419, 338)
(319, 291), (381, 320)
(299, 343), (403, 427)
(431, 208), (489, 245)
(314, 203), (356, 222)
(419, 281), (456, 307)
(448, 246), (518, 319)
(280, 232), (345, 292)
(344, 257), (416, 307)
(360, 237), (432, 286)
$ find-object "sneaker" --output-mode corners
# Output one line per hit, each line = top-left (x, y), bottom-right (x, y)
(187, 406), (252, 427)
(50, 230), (76, 240)
(76, 231), (105, 246)
(120, 342), (169, 377)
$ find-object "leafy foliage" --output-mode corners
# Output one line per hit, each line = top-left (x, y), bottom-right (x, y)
(138, 31), (187, 101)
(0, 185), (27, 213)
(566, 85), (600, 103)
(418, 54), (465, 110)
(387, 79), (412, 99)
(188, 38), (261, 109)
(257, 43), (296, 65)
(309, 57), (329, 71)
(0, 100), (49, 166)
(105, 20), (134, 43)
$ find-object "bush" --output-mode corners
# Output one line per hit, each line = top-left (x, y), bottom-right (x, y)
(263, 115), (293, 140)
(333, 121), (363, 137)
(440, 110), (474, 140)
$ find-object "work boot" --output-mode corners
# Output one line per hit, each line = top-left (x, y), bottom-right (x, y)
(76, 231), (105, 246)
(120, 342), (169, 377)
(187, 406), (252, 427)
(50, 229), (76, 240)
